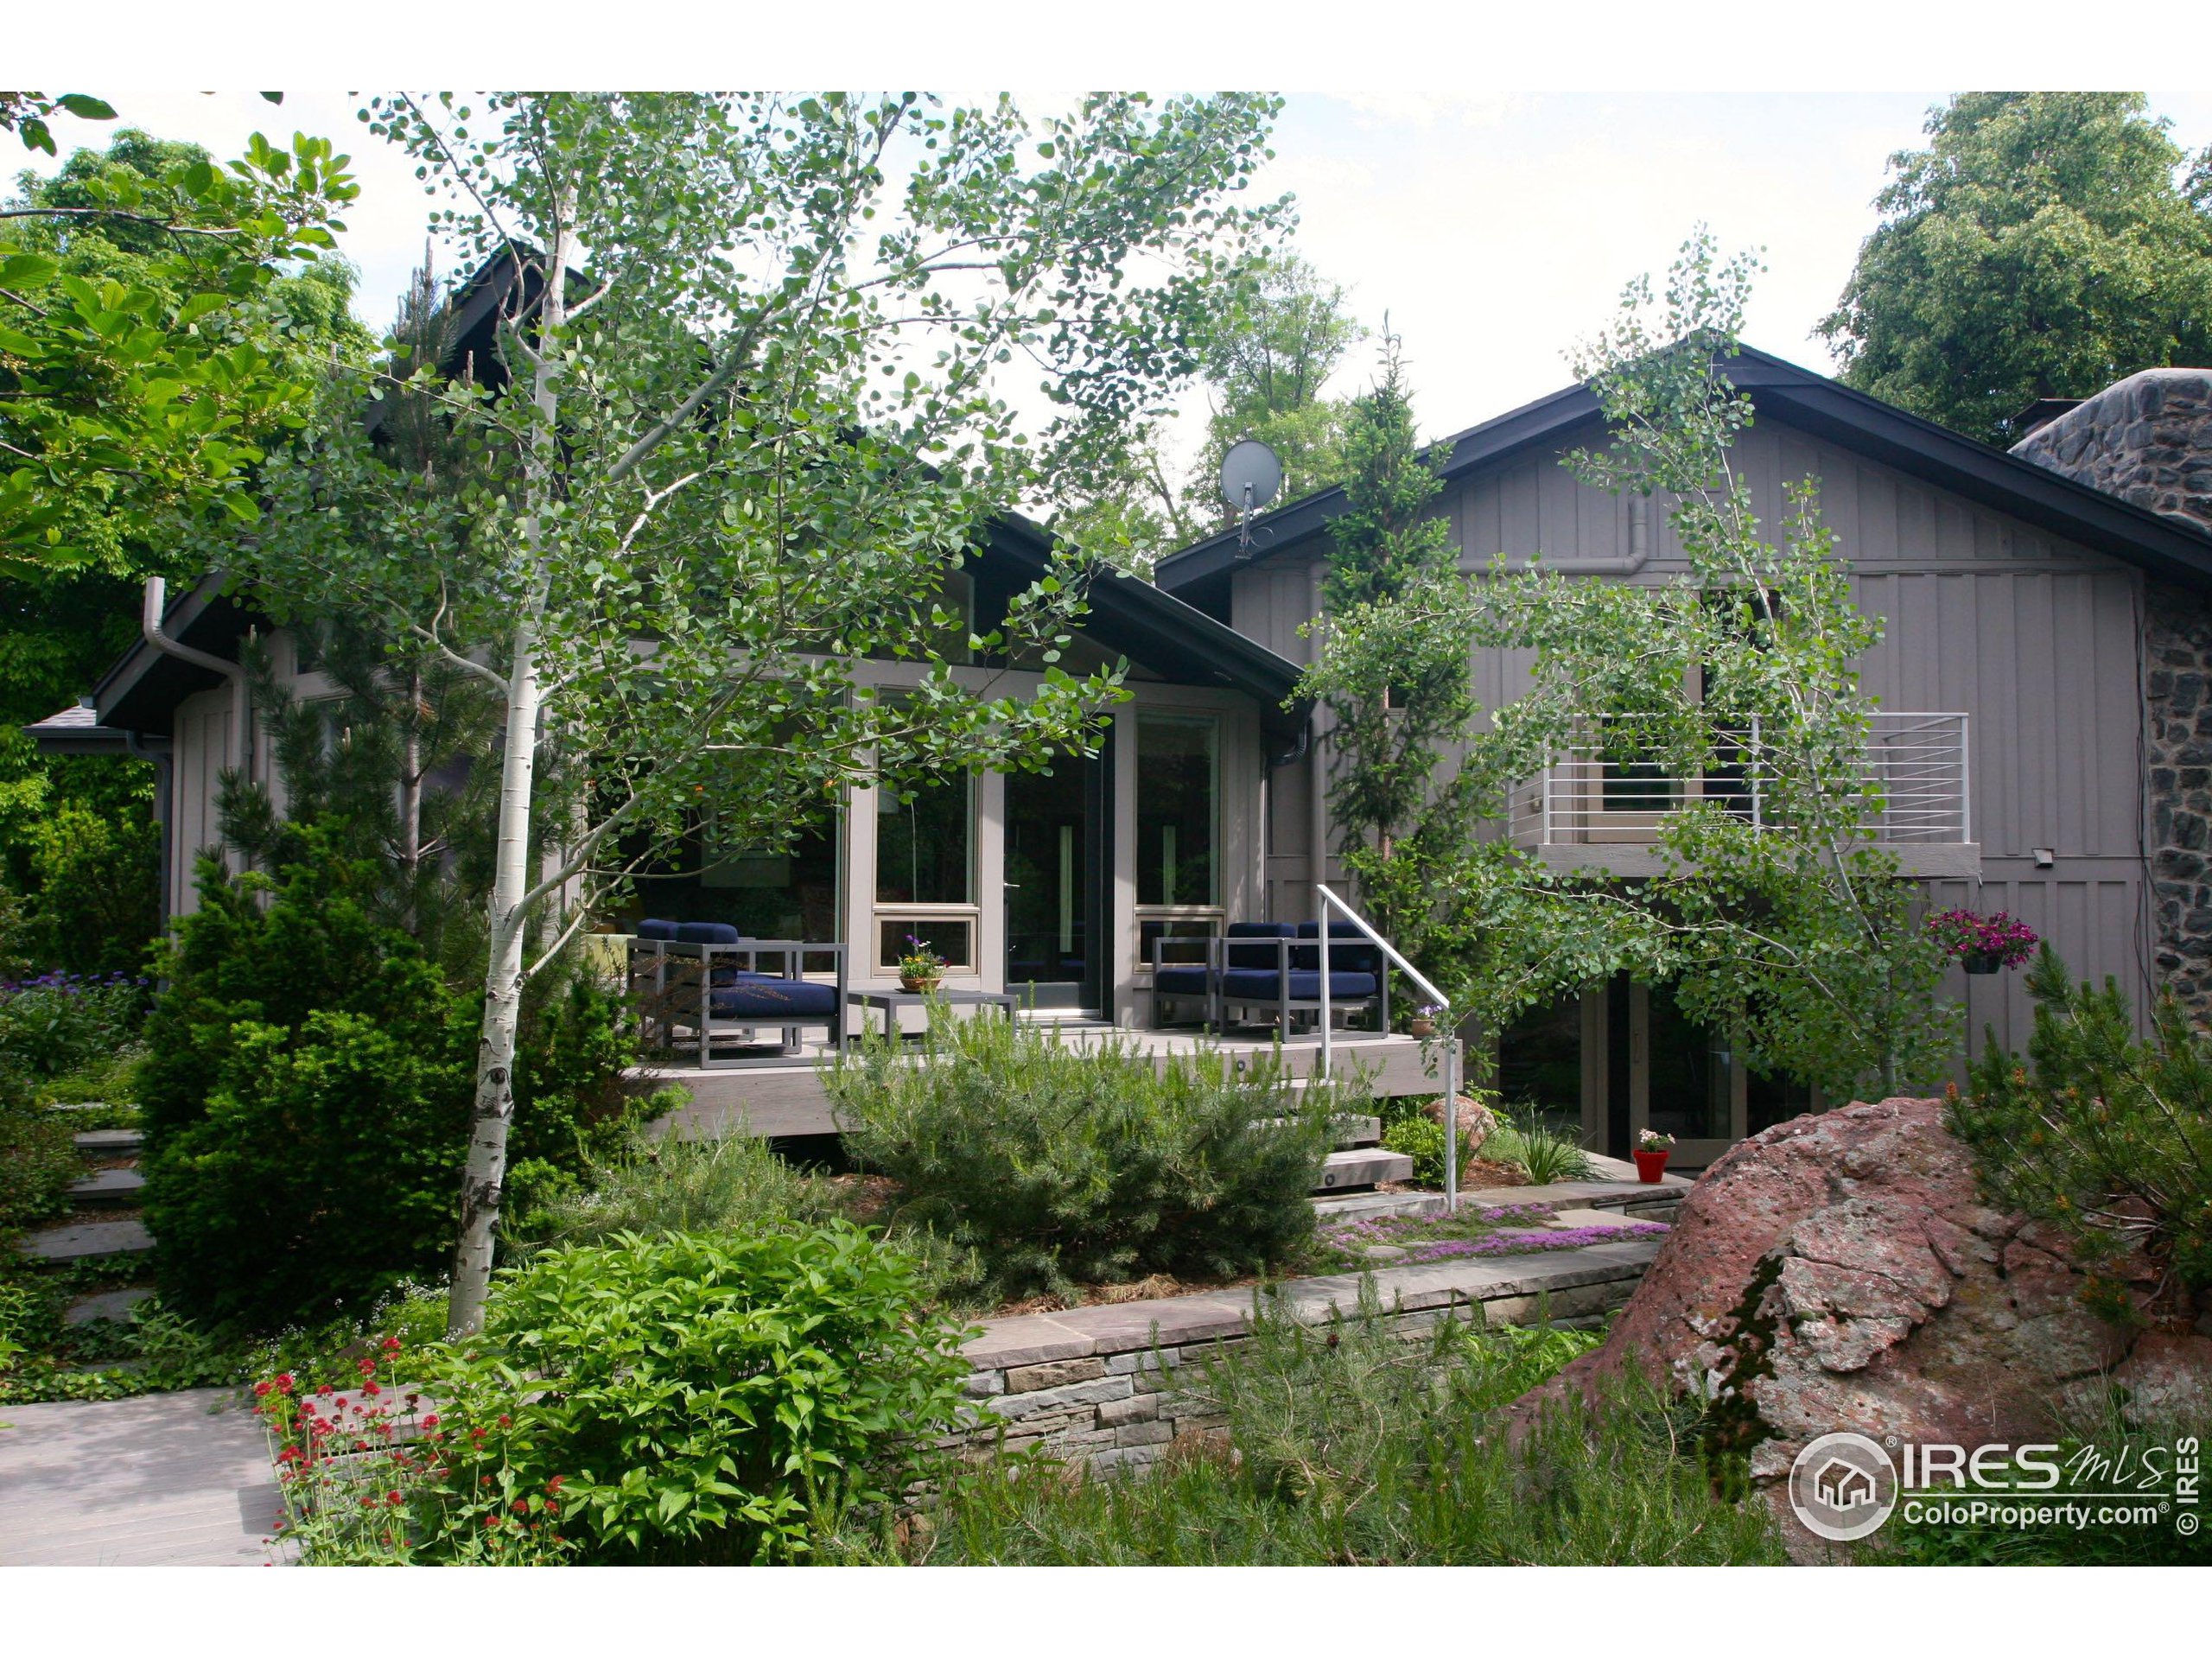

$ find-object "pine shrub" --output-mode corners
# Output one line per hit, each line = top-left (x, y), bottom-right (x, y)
(1952, 944), (2212, 1318)
(828, 1013), (1336, 1300)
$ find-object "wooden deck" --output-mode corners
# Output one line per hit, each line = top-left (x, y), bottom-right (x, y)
(638, 1023), (1440, 1140)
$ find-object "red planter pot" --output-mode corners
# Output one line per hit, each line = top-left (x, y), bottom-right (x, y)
(1633, 1148), (1671, 1185)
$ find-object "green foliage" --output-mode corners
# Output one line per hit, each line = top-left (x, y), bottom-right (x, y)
(0, 114), (362, 566)
(830, 1011), (1335, 1300)
(1381, 1114), (1465, 1188)
(842, 1300), (1783, 1566)
(1952, 946), (2212, 1316)
(264, 1226), (971, 1564)
(13, 801), (160, 977)
(139, 836), (646, 1330)
(1295, 332), (1479, 961)
(0, 1067), (76, 1236)
(1354, 231), (1958, 1100)
(513, 1129), (842, 1249)
(1483, 1114), (1596, 1185)
(1819, 92), (2212, 446)
(1052, 251), (1361, 566)
(0, 968), (143, 1077)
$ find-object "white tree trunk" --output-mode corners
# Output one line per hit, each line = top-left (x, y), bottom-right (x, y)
(447, 220), (575, 1338)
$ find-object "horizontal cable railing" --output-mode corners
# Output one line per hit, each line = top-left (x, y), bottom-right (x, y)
(1506, 711), (1971, 848)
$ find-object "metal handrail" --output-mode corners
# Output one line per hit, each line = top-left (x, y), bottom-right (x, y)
(1315, 883), (1462, 1212)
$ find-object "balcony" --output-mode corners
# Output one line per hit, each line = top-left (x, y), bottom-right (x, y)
(1506, 711), (1979, 879)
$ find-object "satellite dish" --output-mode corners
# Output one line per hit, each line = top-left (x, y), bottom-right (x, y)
(1219, 439), (1283, 514)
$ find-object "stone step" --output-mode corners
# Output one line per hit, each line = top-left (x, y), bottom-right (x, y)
(68, 1166), (145, 1207)
(1311, 1189), (1447, 1222)
(64, 1286), (156, 1326)
(18, 1217), (154, 1262)
(1312, 1147), (1414, 1193)
(73, 1128), (144, 1156)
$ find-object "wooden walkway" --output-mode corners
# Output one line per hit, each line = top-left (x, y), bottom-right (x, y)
(0, 1387), (278, 1566)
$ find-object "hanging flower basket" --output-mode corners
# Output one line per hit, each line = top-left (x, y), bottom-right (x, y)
(1927, 910), (2038, 974)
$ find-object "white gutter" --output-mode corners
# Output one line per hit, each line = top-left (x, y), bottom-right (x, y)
(141, 575), (251, 778)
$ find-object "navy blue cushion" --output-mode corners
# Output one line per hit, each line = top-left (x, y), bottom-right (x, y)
(1221, 968), (1377, 1002)
(1224, 922), (1294, 969)
(1154, 966), (1213, 996)
(636, 918), (678, 940)
(676, 921), (743, 945)
(709, 972), (838, 1019)
(1291, 921), (1381, 974)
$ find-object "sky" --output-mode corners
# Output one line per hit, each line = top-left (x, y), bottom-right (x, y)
(15, 87), (2212, 459)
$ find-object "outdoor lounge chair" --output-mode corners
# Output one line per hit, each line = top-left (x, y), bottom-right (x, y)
(1152, 921), (1299, 1029)
(626, 918), (848, 1068)
(1210, 920), (1387, 1033)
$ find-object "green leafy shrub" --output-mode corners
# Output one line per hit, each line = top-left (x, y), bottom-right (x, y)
(514, 1130), (842, 1249)
(1951, 946), (2212, 1317)
(141, 835), (649, 1331)
(261, 1225), (969, 1564)
(829, 1013), (1336, 1300)
(0, 970), (146, 1077)
(1381, 1114), (1467, 1187)
(17, 798), (162, 978)
(840, 1298), (1783, 1566)
(0, 1066), (77, 1236)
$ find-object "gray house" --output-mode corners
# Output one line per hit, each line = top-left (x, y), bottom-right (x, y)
(29, 346), (2212, 1162)
(1155, 353), (2212, 1162)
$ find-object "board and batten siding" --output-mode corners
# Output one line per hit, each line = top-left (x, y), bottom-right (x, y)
(1230, 406), (2158, 1058)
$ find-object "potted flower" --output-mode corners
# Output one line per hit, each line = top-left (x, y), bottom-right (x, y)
(1925, 909), (2039, 976)
(897, 935), (945, 995)
(1634, 1128), (1675, 1184)
(1408, 1003), (1442, 1039)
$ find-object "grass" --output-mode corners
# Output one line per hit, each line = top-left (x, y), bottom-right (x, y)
(832, 1294), (1787, 1566)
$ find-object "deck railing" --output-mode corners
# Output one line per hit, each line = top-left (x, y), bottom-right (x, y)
(1316, 883), (1464, 1212)
(1506, 711), (1971, 849)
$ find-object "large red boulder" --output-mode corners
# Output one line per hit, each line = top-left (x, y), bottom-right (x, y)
(1512, 1096), (2212, 1554)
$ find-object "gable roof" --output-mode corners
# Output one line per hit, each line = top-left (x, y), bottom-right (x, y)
(1153, 345), (2212, 609)
(76, 528), (1309, 748)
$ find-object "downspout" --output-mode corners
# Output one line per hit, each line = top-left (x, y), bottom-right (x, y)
(1499, 491), (1653, 575)
(142, 576), (251, 780)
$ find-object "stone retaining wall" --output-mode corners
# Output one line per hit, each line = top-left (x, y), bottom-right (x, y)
(949, 1230), (1667, 1474)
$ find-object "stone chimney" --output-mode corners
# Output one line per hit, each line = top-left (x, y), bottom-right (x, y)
(2009, 368), (2212, 1021)
(2008, 367), (2212, 535)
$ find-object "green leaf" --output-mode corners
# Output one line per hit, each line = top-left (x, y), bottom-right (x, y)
(0, 253), (60, 290)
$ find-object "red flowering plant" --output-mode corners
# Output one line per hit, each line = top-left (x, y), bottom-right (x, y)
(1925, 909), (2038, 969)
(251, 1338), (574, 1565)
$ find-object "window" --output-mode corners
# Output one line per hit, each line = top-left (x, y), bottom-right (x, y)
(874, 768), (976, 971)
(875, 773), (971, 906)
(1133, 715), (1223, 976)
(700, 809), (842, 942)
(1136, 715), (1217, 906)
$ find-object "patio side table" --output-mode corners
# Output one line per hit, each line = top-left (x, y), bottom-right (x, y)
(846, 988), (1020, 1039)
